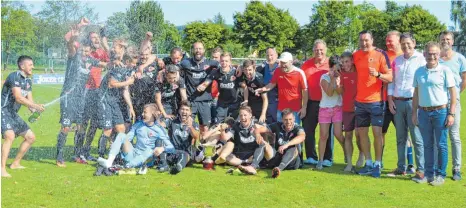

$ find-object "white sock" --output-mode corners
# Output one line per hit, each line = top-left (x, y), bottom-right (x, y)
(374, 161), (381, 167)
(366, 159), (373, 167)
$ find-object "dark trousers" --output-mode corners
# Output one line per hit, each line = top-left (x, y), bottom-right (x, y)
(302, 100), (333, 161)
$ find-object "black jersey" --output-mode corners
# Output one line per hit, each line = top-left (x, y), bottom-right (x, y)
(179, 57), (219, 101)
(1, 71), (32, 112)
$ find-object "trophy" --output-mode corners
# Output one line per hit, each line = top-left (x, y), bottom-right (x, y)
(201, 143), (218, 170)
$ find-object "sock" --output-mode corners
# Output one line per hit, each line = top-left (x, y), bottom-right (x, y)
(278, 147), (298, 170)
(407, 146), (413, 166)
(251, 143), (265, 168)
(98, 134), (110, 157)
(365, 159), (373, 167)
(159, 153), (168, 167)
(56, 132), (68, 162)
(73, 131), (86, 156)
(374, 160), (381, 167)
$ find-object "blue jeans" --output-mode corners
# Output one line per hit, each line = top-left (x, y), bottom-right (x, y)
(277, 110), (301, 125)
(418, 108), (448, 178)
(394, 100), (424, 172)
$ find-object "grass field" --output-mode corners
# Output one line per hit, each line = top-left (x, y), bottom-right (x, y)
(1, 69), (466, 208)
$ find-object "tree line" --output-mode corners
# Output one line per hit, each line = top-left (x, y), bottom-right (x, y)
(2, 0), (465, 70)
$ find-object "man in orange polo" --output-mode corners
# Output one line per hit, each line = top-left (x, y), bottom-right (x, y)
(354, 30), (392, 178)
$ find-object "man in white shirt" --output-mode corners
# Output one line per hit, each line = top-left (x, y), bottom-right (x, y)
(387, 33), (426, 182)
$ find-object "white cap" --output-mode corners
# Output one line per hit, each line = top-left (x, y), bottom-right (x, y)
(277, 52), (293, 62)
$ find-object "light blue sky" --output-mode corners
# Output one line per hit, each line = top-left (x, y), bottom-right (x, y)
(26, 0), (455, 28)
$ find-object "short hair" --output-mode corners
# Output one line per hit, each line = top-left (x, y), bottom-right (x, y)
(17, 55), (33, 69)
(170, 47), (182, 56)
(192, 41), (204, 48)
(179, 100), (191, 109)
(166, 64), (180, 74)
(212, 47), (223, 54)
(126, 46), (139, 59)
(265, 47), (277, 54)
(242, 59), (256, 69)
(329, 55), (340, 68)
(313, 39), (327, 50)
(144, 103), (160, 118)
(424, 41), (440, 52)
(220, 52), (232, 60)
(400, 32), (416, 42)
(340, 51), (353, 59)
(239, 106), (252, 115)
(386, 30), (401, 38)
(359, 30), (373, 38)
(114, 38), (128, 49)
(281, 108), (294, 118)
(438, 31), (454, 40)
(224, 117), (236, 127)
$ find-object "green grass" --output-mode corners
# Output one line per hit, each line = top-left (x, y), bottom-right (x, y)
(1, 75), (466, 207)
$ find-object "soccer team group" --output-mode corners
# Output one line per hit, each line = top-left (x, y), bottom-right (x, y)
(1, 18), (465, 186)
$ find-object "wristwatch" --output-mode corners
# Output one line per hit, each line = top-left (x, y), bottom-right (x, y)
(376, 72), (381, 78)
(448, 113), (455, 117)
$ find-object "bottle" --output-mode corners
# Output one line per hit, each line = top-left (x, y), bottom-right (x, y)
(28, 111), (41, 123)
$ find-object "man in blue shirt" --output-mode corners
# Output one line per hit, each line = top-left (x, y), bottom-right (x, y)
(97, 104), (174, 168)
(412, 41), (457, 186)
(256, 47), (279, 124)
(439, 31), (466, 181)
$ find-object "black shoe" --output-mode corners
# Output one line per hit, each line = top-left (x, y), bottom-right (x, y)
(168, 154), (183, 175)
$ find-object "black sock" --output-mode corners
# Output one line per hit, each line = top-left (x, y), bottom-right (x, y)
(278, 147), (298, 170)
(73, 131), (86, 157)
(56, 132), (68, 162)
(98, 134), (110, 157)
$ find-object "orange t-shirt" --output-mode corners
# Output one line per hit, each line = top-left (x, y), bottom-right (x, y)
(301, 58), (329, 101)
(353, 49), (390, 103)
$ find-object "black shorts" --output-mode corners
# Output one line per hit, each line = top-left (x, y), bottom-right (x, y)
(1, 108), (30, 136)
(98, 98), (125, 129)
(191, 101), (211, 126)
(215, 102), (240, 124)
(355, 101), (385, 128)
(119, 101), (131, 123)
(233, 151), (254, 161)
(249, 101), (263, 120)
(59, 93), (75, 127)
(82, 89), (100, 123)
(382, 102), (394, 133)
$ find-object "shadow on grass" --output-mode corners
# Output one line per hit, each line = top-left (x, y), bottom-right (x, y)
(299, 163), (413, 181)
(7, 145), (100, 163)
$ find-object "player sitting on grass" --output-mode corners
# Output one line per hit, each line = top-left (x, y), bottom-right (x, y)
(97, 104), (174, 170)
(159, 101), (200, 174)
(215, 106), (272, 175)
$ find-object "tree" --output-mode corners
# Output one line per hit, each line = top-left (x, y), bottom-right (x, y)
(212, 13), (226, 25)
(158, 21), (182, 54)
(35, 0), (98, 54)
(182, 21), (225, 53)
(358, 5), (391, 49)
(305, 1), (362, 55)
(233, 1), (299, 54)
(1, 6), (37, 70)
(126, 0), (165, 52)
(106, 12), (130, 41)
(394, 5), (446, 46)
(451, 0), (466, 53)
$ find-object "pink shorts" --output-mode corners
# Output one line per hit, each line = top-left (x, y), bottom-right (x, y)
(318, 106), (343, 124)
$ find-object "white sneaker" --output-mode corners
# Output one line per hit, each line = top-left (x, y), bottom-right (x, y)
(195, 150), (205, 163)
(97, 157), (111, 168)
(137, 166), (148, 175)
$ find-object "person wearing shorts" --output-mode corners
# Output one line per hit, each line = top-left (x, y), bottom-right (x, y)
(340, 52), (364, 171)
(316, 56), (345, 170)
(1, 56), (45, 178)
(354, 30), (393, 178)
(179, 42), (219, 133)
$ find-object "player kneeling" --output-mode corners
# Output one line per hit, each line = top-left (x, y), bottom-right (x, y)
(97, 104), (174, 172)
